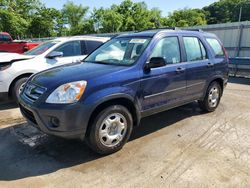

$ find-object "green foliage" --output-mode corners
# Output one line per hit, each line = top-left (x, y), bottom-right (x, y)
(165, 8), (207, 27)
(204, 0), (250, 24)
(0, 8), (28, 39)
(61, 1), (89, 35)
(0, 0), (248, 38)
(92, 8), (123, 33)
(111, 0), (162, 31)
(28, 7), (62, 38)
(0, 0), (41, 38)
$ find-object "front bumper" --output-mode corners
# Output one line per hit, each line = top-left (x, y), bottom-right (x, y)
(0, 92), (9, 101)
(0, 73), (12, 93)
(19, 95), (92, 139)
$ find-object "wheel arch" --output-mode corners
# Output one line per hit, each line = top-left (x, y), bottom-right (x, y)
(86, 96), (141, 137)
(212, 78), (224, 94)
(202, 76), (224, 100)
(8, 73), (33, 97)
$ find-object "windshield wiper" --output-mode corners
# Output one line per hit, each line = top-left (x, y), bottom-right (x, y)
(84, 60), (112, 65)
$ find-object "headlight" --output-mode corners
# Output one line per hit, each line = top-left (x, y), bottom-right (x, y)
(0, 63), (11, 71)
(46, 81), (87, 104)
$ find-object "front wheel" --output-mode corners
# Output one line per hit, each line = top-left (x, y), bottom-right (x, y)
(199, 81), (222, 112)
(11, 77), (29, 103)
(86, 105), (133, 155)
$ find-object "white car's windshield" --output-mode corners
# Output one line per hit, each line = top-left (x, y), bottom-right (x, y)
(24, 41), (59, 56)
(85, 37), (151, 66)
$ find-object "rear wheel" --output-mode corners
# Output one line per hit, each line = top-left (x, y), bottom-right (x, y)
(199, 81), (222, 112)
(11, 77), (28, 103)
(86, 105), (133, 155)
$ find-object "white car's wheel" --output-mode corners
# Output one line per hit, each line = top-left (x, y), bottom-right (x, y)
(12, 77), (29, 103)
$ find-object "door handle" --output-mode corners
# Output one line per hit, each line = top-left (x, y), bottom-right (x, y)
(176, 67), (186, 73)
(207, 62), (214, 67)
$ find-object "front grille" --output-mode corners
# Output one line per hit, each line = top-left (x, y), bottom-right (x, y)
(23, 82), (46, 103)
(20, 105), (37, 125)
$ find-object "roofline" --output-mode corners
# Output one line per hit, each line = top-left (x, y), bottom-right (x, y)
(49, 35), (110, 42)
(115, 28), (214, 39)
(70, 35), (110, 40)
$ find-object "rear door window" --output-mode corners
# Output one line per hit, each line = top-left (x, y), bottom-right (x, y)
(206, 38), (224, 57)
(183, 37), (207, 62)
(84, 41), (103, 55)
(55, 41), (81, 57)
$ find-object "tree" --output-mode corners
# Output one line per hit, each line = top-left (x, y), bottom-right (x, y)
(165, 8), (207, 27)
(203, 0), (250, 24)
(112, 0), (162, 31)
(28, 7), (62, 38)
(2, 0), (249, 38)
(61, 1), (89, 35)
(91, 0), (163, 33)
(92, 8), (123, 33)
(0, 0), (41, 38)
(0, 9), (28, 39)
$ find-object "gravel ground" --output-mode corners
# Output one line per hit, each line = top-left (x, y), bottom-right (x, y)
(0, 77), (250, 188)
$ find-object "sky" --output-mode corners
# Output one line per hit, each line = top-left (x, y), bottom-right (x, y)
(41, 0), (218, 16)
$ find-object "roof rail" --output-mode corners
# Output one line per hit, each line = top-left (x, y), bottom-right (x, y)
(137, 27), (180, 32)
(181, 28), (203, 32)
(138, 27), (203, 33)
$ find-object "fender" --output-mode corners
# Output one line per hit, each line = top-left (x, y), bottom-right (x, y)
(202, 75), (225, 100)
(83, 88), (141, 126)
(8, 71), (35, 94)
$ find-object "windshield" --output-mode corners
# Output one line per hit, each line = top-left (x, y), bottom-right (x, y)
(85, 37), (151, 65)
(24, 41), (59, 55)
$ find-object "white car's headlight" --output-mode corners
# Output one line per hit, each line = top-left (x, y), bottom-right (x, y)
(46, 81), (87, 104)
(0, 63), (11, 71)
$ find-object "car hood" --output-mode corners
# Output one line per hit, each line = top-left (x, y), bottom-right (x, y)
(31, 62), (128, 89)
(0, 53), (35, 64)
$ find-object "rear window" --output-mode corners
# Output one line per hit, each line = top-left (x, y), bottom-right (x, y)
(55, 41), (81, 57)
(206, 38), (224, 57)
(0, 34), (11, 42)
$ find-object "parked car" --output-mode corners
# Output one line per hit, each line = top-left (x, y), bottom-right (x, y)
(0, 36), (110, 102)
(0, 32), (39, 53)
(19, 29), (229, 154)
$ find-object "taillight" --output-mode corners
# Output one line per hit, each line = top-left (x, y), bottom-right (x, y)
(23, 45), (29, 52)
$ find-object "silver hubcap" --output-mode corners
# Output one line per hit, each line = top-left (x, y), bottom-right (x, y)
(18, 83), (26, 94)
(208, 86), (220, 108)
(99, 113), (127, 147)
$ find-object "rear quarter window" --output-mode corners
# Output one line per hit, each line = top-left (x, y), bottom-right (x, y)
(206, 38), (224, 57)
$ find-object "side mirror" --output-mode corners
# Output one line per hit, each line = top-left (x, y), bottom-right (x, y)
(46, 51), (63, 59)
(144, 57), (166, 71)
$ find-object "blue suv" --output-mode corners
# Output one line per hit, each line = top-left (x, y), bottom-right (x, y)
(19, 29), (229, 154)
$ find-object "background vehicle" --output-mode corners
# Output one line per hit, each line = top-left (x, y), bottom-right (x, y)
(19, 29), (229, 155)
(0, 36), (110, 102)
(0, 32), (39, 53)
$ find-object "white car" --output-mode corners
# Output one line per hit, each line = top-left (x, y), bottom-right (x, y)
(0, 36), (110, 102)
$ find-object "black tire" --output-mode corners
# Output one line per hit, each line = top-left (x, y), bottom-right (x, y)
(11, 77), (29, 103)
(86, 105), (133, 155)
(199, 81), (222, 112)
